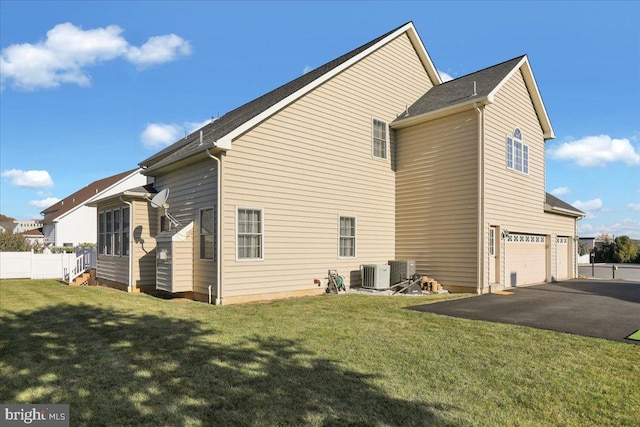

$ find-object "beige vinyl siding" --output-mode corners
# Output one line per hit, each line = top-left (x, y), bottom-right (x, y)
(483, 68), (577, 287)
(96, 201), (129, 285)
(156, 228), (193, 293)
(153, 160), (217, 295)
(131, 200), (157, 289)
(395, 110), (479, 288)
(221, 33), (434, 299)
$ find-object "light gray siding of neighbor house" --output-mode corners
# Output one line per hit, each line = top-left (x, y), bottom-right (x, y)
(153, 159), (218, 297)
(395, 109), (479, 290)
(219, 32), (435, 303)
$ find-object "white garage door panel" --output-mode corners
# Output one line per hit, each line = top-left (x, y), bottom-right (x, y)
(506, 234), (546, 286)
(556, 237), (569, 280)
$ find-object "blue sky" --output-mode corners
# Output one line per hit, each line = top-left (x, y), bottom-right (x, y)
(1, 1), (639, 237)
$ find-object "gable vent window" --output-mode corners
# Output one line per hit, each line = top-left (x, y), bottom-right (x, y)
(506, 128), (528, 174)
(372, 118), (389, 160)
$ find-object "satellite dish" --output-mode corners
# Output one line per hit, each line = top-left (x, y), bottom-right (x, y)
(150, 188), (169, 209)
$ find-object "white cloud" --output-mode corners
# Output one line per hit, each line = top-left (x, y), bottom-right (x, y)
(607, 218), (640, 239)
(1, 22), (191, 90)
(550, 186), (570, 197)
(438, 70), (453, 82)
(125, 34), (192, 69)
(573, 198), (602, 219)
(628, 203), (640, 212)
(302, 65), (313, 74)
(1, 169), (53, 188)
(28, 197), (60, 209)
(547, 135), (640, 167)
(140, 123), (182, 149)
(140, 119), (210, 149)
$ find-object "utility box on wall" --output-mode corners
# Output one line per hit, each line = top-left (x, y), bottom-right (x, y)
(155, 222), (194, 293)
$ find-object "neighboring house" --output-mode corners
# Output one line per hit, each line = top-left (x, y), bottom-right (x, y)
(41, 169), (147, 247)
(20, 228), (46, 247)
(92, 22), (583, 304)
(0, 220), (41, 234)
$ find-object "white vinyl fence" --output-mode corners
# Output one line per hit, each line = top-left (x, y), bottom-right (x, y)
(0, 248), (95, 281)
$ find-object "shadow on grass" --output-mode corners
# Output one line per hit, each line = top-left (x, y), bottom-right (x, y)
(1, 304), (459, 426)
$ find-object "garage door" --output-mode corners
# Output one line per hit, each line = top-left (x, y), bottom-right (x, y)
(556, 237), (569, 280)
(505, 234), (546, 286)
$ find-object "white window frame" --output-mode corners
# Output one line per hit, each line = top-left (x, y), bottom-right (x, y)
(506, 127), (529, 174)
(199, 207), (216, 261)
(236, 207), (264, 261)
(338, 215), (357, 258)
(488, 227), (495, 257)
(371, 118), (389, 160)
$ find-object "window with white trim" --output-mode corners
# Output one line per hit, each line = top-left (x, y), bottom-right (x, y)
(488, 227), (495, 256)
(339, 216), (356, 258)
(200, 207), (215, 260)
(506, 128), (528, 174)
(237, 208), (263, 260)
(372, 118), (388, 160)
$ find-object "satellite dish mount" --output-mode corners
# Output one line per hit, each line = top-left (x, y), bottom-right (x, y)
(148, 188), (181, 227)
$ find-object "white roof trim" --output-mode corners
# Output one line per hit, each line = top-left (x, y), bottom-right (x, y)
(391, 98), (491, 129)
(56, 169), (142, 220)
(217, 22), (440, 147)
(487, 55), (555, 140)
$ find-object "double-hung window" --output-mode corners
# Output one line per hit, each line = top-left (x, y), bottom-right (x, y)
(237, 208), (263, 260)
(372, 119), (388, 160)
(339, 216), (356, 258)
(506, 128), (528, 174)
(200, 207), (215, 260)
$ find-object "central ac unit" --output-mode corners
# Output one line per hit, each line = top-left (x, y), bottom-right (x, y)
(388, 260), (416, 285)
(361, 264), (390, 289)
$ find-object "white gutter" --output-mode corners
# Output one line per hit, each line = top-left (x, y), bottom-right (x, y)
(206, 147), (222, 305)
(474, 103), (485, 294)
(119, 196), (134, 293)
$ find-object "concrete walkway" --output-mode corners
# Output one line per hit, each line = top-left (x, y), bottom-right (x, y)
(408, 279), (640, 344)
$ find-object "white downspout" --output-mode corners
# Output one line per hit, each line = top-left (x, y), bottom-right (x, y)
(120, 196), (134, 293)
(474, 103), (485, 294)
(206, 147), (222, 305)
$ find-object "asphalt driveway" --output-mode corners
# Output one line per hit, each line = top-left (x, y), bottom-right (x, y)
(408, 279), (640, 344)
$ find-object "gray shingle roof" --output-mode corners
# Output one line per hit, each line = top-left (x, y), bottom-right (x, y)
(140, 22), (414, 171)
(395, 55), (525, 121)
(545, 193), (584, 216)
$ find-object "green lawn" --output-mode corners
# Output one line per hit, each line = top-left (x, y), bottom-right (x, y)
(1, 280), (638, 426)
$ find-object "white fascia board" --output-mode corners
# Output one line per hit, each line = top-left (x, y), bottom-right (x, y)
(218, 23), (437, 146)
(62, 169), (143, 215)
(391, 97), (491, 130)
(487, 56), (555, 140)
(544, 203), (584, 218)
